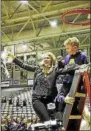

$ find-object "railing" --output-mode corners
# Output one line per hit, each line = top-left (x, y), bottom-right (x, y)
(1, 79), (33, 88)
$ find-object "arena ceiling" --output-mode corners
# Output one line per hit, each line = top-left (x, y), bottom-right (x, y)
(1, 0), (90, 54)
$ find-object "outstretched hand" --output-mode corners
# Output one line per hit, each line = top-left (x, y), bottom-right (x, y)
(8, 53), (16, 59)
(1, 51), (16, 61)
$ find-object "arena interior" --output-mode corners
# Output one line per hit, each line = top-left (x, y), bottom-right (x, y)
(1, 1), (91, 131)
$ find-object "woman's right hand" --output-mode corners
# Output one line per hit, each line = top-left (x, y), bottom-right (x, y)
(8, 53), (16, 59)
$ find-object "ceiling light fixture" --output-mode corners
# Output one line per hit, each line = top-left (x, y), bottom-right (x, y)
(20, 1), (28, 4)
(50, 20), (58, 27)
(22, 44), (28, 49)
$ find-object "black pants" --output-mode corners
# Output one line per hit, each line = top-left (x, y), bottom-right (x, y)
(32, 96), (55, 122)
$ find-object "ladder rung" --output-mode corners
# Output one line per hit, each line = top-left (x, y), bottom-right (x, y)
(69, 115), (82, 119)
(75, 92), (86, 97)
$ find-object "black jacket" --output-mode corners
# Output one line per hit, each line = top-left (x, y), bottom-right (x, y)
(13, 58), (58, 99)
(13, 58), (80, 99)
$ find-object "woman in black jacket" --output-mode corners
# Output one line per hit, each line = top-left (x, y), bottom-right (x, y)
(7, 52), (74, 122)
(8, 52), (58, 122)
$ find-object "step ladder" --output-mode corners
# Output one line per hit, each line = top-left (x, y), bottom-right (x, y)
(63, 68), (91, 131)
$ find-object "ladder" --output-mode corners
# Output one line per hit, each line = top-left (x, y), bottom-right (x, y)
(63, 69), (90, 131)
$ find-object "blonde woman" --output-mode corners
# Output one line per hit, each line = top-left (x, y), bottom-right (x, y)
(7, 52), (57, 122)
(7, 51), (75, 123)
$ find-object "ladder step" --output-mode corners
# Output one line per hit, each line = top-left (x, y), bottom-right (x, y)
(75, 92), (86, 97)
(69, 115), (82, 119)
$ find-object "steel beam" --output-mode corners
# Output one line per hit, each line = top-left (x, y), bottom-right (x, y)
(30, 17), (36, 33)
(9, 3), (22, 19)
(15, 17), (31, 38)
(2, 3), (89, 24)
(2, 1), (9, 18)
(72, 14), (81, 23)
(41, 1), (52, 12)
(2, 31), (12, 41)
(2, 28), (90, 46)
(81, 35), (90, 45)
(27, 2), (50, 23)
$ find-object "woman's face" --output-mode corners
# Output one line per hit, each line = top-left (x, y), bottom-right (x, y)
(43, 55), (52, 67)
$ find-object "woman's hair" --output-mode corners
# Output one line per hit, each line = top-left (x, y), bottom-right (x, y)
(64, 37), (80, 47)
(39, 52), (56, 66)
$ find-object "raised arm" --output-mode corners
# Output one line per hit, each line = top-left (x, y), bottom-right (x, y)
(8, 53), (38, 72)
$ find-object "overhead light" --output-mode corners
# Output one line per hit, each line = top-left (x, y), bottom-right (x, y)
(20, 1), (28, 4)
(22, 44), (28, 49)
(50, 20), (58, 27)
